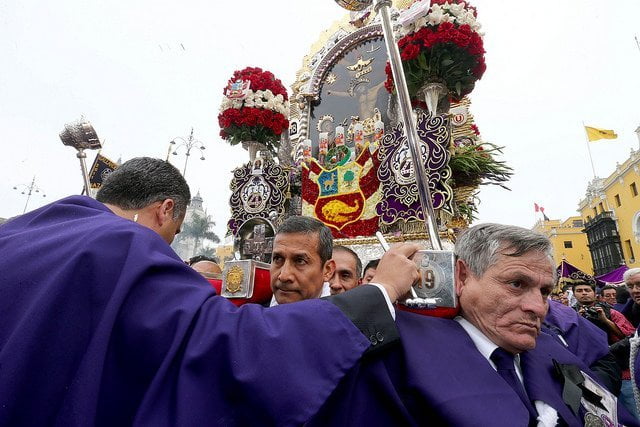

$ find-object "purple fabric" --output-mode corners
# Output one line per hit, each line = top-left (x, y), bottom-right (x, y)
(545, 300), (609, 365)
(310, 311), (638, 426)
(559, 260), (581, 278)
(0, 196), (370, 426)
(376, 113), (453, 225)
(596, 265), (629, 284)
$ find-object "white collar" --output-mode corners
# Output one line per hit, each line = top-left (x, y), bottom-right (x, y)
(455, 316), (499, 363)
(455, 316), (522, 377)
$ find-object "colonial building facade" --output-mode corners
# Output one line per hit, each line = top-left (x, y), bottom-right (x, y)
(577, 149), (640, 275)
(533, 217), (592, 273)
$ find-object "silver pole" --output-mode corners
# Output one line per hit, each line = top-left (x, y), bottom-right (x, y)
(23, 176), (35, 214)
(77, 148), (92, 196)
(182, 151), (189, 178)
(373, 0), (442, 250)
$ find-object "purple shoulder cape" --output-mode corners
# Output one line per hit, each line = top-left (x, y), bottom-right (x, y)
(545, 299), (609, 365)
(310, 310), (638, 426)
(0, 196), (369, 426)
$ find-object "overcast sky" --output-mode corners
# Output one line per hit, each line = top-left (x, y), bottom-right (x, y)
(2, 0), (639, 241)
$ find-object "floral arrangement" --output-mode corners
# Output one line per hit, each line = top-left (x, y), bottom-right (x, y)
(218, 67), (289, 154)
(449, 140), (512, 223)
(384, 0), (486, 102)
(449, 142), (512, 189)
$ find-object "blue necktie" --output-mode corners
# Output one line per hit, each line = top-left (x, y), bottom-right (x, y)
(491, 348), (538, 422)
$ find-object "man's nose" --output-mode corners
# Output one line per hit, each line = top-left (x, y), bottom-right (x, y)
(522, 290), (548, 316)
(278, 260), (294, 282)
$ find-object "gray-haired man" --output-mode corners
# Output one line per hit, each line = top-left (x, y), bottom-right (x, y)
(620, 268), (640, 327)
(309, 223), (637, 426)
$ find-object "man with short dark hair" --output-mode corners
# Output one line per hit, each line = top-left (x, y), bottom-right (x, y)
(600, 284), (618, 306)
(329, 245), (362, 295)
(0, 157), (421, 426)
(269, 216), (335, 305)
(310, 223), (637, 425)
(573, 281), (634, 344)
(362, 259), (379, 284)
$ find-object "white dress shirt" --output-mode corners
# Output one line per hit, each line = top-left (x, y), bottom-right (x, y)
(455, 317), (559, 427)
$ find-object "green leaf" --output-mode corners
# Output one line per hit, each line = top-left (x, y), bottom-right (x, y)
(418, 52), (428, 70)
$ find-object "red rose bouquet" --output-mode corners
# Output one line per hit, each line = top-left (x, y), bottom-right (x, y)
(385, 0), (486, 103)
(218, 67), (289, 154)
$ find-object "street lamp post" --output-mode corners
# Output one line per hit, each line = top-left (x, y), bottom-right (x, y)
(59, 118), (102, 196)
(13, 176), (46, 214)
(167, 128), (206, 178)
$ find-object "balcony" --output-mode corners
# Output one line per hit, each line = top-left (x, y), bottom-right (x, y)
(584, 210), (615, 230)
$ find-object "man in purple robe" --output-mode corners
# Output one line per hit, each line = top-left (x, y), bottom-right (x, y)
(0, 157), (421, 426)
(309, 224), (638, 426)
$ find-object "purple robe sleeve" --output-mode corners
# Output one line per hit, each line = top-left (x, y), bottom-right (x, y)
(0, 197), (371, 426)
(545, 299), (609, 365)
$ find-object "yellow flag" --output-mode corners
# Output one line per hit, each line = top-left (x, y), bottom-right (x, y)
(585, 126), (617, 142)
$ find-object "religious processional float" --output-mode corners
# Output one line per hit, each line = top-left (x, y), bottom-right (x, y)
(213, 0), (512, 315)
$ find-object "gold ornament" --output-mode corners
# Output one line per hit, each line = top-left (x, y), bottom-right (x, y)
(225, 266), (244, 294)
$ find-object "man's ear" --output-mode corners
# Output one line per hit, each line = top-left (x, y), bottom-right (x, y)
(455, 258), (470, 297)
(322, 259), (336, 282)
(156, 199), (175, 226)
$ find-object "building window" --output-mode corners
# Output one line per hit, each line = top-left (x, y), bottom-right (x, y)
(615, 194), (621, 207)
(572, 219), (583, 228)
(598, 202), (604, 213)
(633, 212), (640, 243)
(593, 207), (598, 216)
(564, 241), (573, 249)
(625, 240), (635, 262)
(632, 182), (638, 197)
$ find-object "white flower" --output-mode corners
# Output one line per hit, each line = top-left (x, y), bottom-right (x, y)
(397, 0), (430, 27)
(448, 3), (465, 17)
(534, 401), (558, 427)
(441, 13), (456, 23)
(427, 8), (445, 25)
(220, 86), (288, 114)
(414, 16), (428, 29)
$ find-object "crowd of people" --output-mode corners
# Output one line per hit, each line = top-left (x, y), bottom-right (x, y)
(2, 156), (640, 425)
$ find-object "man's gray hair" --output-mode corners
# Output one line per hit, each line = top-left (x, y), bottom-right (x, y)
(623, 268), (640, 283)
(96, 157), (191, 219)
(455, 223), (555, 278)
(276, 216), (333, 264)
